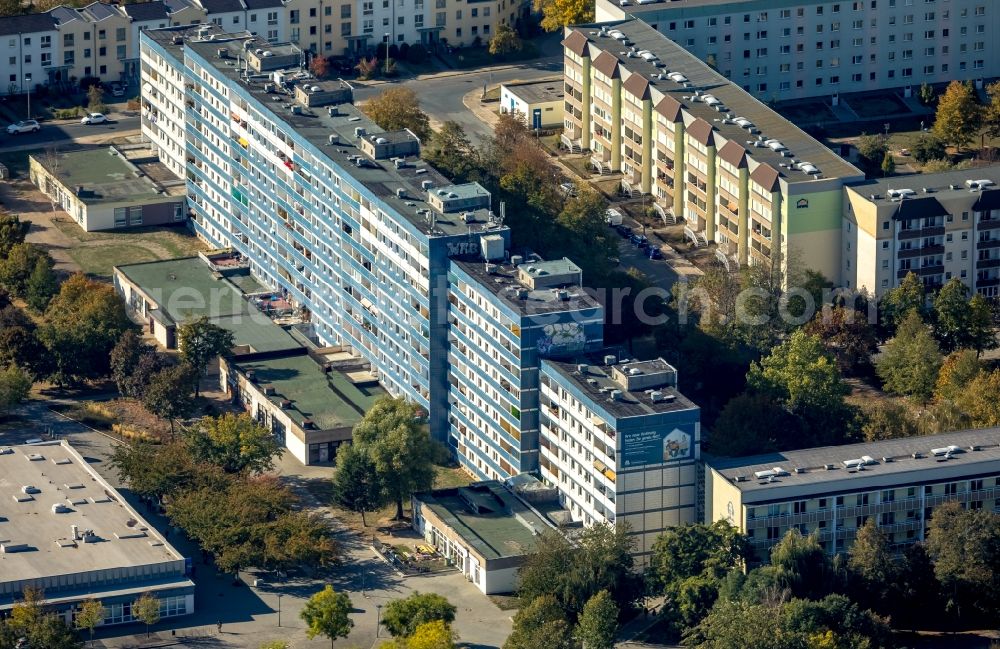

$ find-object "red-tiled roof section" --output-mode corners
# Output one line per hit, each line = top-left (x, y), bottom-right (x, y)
(655, 95), (683, 122)
(750, 164), (781, 192)
(718, 140), (747, 168)
(592, 51), (621, 78)
(561, 30), (589, 57)
(686, 118), (714, 146)
(622, 73), (650, 100)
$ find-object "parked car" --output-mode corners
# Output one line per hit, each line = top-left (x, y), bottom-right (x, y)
(615, 224), (632, 237)
(110, 83), (125, 97)
(605, 208), (623, 226)
(630, 233), (649, 248)
(6, 119), (39, 134)
(81, 112), (108, 125)
(559, 182), (578, 197)
(648, 247), (663, 260)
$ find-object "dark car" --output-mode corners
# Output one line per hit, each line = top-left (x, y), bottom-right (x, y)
(630, 234), (649, 248)
(615, 225), (633, 237)
(648, 247), (663, 260)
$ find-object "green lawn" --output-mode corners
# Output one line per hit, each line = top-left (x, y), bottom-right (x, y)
(50, 218), (208, 279)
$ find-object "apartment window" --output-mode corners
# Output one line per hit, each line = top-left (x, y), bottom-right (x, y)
(40, 35), (51, 49)
(363, 1), (373, 14)
(924, 30), (935, 38)
(98, 29), (106, 40)
(363, 18), (373, 32)
(471, 7), (478, 16)
(83, 48), (91, 59)
(99, 46), (106, 57)
(324, 6), (332, 14)
(341, 22), (351, 35)
(852, 37), (863, 46)
(114, 208), (127, 227)
(684, 19), (695, 28)
(482, 6), (489, 15)
(852, 19), (863, 28)
(116, 45), (125, 60)
(975, 5), (985, 15)
(924, 65), (934, 74)
(129, 206), (142, 226)
(455, 9), (461, 18)
(290, 9), (300, 23)
(413, 14), (423, 26)
(64, 51), (74, 65)
(63, 34), (74, 47)
(436, 11), (445, 25)
(267, 11), (278, 25)
(41, 52), (50, 66)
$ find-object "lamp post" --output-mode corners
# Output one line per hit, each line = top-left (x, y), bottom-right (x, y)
(384, 33), (390, 75)
(24, 74), (31, 120)
(375, 603), (382, 638)
(276, 594), (283, 628)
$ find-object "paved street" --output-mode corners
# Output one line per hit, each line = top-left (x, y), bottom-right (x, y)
(0, 114), (141, 154)
(0, 402), (513, 649)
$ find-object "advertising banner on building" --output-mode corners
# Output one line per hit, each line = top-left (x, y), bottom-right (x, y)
(621, 422), (696, 467)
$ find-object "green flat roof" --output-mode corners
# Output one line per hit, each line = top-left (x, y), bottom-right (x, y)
(32, 148), (173, 205)
(416, 482), (552, 561)
(234, 354), (385, 431)
(116, 257), (297, 353)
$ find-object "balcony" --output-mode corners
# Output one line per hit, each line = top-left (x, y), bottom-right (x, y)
(978, 218), (1000, 230)
(976, 276), (1000, 287)
(898, 225), (945, 239)
(897, 244), (944, 259)
(897, 265), (943, 278)
(977, 257), (1000, 268)
(977, 238), (1000, 250)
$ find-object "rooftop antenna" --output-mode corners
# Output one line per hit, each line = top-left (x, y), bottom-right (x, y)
(496, 201), (506, 229)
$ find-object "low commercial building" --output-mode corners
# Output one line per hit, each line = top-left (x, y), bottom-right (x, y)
(411, 481), (556, 594)
(0, 441), (194, 625)
(220, 349), (385, 464)
(539, 356), (700, 565)
(113, 254), (301, 352)
(705, 429), (1000, 562)
(29, 145), (187, 232)
(499, 78), (564, 129)
(562, 20), (864, 277)
(842, 166), (1000, 296)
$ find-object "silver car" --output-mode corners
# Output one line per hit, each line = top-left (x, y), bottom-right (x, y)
(6, 119), (40, 134)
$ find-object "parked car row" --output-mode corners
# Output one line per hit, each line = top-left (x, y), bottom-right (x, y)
(611, 216), (666, 260)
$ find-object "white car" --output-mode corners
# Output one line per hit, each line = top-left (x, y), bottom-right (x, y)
(6, 119), (39, 134)
(81, 113), (108, 125)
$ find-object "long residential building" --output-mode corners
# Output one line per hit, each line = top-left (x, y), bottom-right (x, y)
(596, 0), (1000, 103)
(563, 20), (864, 279)
(706, 429), (1000, 561)
(842, 165), (1000, 296)
(138, 24), (611, 483)
(0, 0), (528, 90)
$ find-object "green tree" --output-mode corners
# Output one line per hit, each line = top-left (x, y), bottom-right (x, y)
(933, 278), (973, 351)
(132, 592), (161, 638)
(0, 213), (28, 257)
(361, 87), (432, 141)
(518, 523), (643, 621)
(309, 55), (330, 79)
(504, 595), (574, 649)
(142, 363), (197, 437)
(848, 518), (897, 612)
(877, 309), (943, 402)
(177, 316), (234, 396)
(933, 80), (982, 151)
(649, 521), (748, 592)
(860, 401), (918, 441)
(488, 24), (523, 56)
(575, 590), (618, 649)
(109, 440), (209, 500)
(0, 242), (49, 298)
(881, 150), (895, 176)
(926, 501), (1000, 621)
(919, 81), (936, 106)
(965, 294), (997, 354)
(74, 599), (104, 647)
(855, 133), (888, 171)
(25, 254), (58, 313)
(40, 273), (135, 384)
(187, 411), (282, 474)
(955, 369), (1000, 427)
(0, 365), (32, 416)
(110, 330), (162, 398)
(553, 186), (617, 281)
(424, 121), (478, 183)
(935, 349), (983, 402)
(382, 593), (456, 638)
(684, 598), (789, 649)
(300, 585), (353, 648)
(746, 330), (851, 446)
(352, 396), (436, 520)
(332, 442), (386, 526)
(4, 586), (82, 649)
(912, 133), (947, 163)
(708, 393), (803, 455)
(769, 530), (834, 600)
(984, 81), (1000, 142)
(0, 306), (49, 379)
(879, 271), (926, 335)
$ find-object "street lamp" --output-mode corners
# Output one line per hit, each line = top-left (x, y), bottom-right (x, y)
(383, 33), (390, 75)
(276, 594), (283, 628)
(24, 74), (31, 120)
(375, 604), (382, 638)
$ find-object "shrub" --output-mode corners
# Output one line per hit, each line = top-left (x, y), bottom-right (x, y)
(53, 107), (83, 119)
(112, 423), (157, 442)
(406, 43), (428, 64)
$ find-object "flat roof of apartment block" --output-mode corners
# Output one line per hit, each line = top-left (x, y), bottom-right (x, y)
(0, 441), (186, 586)
(115, 256), (300, 353)
(451, 257), (603, 315)
(709, 428), (1000, 496)
(31, 146), (186, 205)
(413, 481), (554, 561)
(231, 352), (385, 431)
(544, 356), (698, 418)
(846, 165), (1000, 208)
(144, 25), (510, 240)
(566, 20), (862, 185)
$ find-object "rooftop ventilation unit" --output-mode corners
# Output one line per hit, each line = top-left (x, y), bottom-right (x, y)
(577, 364), (589, 374)
(604, 354), (617, 365)
(667, 72), (688, 84)
(931, 445), (962, 457)
(396, 188), (406, 198)
(754, 467), (788, 480)
(0, 447), (11, 455)
(734, 475), (747, 482)
(967, 179), (996, 191)
(610, 389), (623, 401)
(421, 180), (434, 190)
(733, 117), (754, 129)
(843, 455), (876, 469)
(888, 188), (916, 200)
